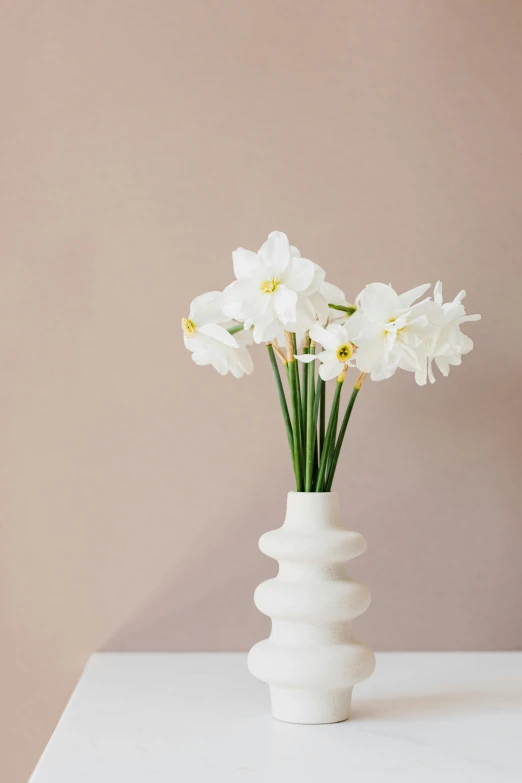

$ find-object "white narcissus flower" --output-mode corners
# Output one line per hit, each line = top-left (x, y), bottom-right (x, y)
(222, 231), (319, 343)
(348, 282), (439, 383)
(297, 322), (358, 381)
(415, 281), (481, 385)
(182, 292), (254, 377)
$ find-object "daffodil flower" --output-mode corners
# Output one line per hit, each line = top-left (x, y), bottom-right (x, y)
(222, 231), (319, 343)
(415, 281), (481, 385)
(182, 292), (253, 377)
(296, 323), (358, 381)
(346, 282), (441, 383)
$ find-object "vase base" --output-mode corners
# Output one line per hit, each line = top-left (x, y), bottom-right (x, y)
(269, 686), (353, 724)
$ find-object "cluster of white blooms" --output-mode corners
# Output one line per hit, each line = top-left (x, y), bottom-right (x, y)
(182, 231), (480, 383)
(300, 281), (480, 384)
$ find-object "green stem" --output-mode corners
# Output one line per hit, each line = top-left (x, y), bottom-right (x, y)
(305, 343), (316, 491)
(324, 395), (341, 490)
(302, 342), (309, 452)
(315, 376), (344, 492)
(227, 323), (245, 335)
(266, 344), (293, 458)
(319, 382), (326, 456)
(312, 377), (324, 436)
(325, 374), (365, 491)
(311, 376), (323, 486)
(291, 334), (305, 453)
(288, 358), (303, 491)
(328, 303), (356, 316)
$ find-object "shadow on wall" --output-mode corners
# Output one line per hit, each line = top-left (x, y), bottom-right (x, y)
(101, 482), (280, 651)
(103, 361), (522, 653)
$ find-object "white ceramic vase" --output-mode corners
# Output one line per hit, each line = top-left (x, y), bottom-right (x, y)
(248, 491), (375, 724)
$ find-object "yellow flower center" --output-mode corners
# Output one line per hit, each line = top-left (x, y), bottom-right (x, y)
(336, 343), (353, 362)
(181, 317), (196, 338)
(260, 278), (280, 294)
(385, 319), (406, 340)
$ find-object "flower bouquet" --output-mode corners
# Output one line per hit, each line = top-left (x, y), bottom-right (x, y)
(182, 231), (480, 724)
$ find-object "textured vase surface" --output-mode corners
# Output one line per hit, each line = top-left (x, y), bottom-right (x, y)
(248, 491), (375, 724)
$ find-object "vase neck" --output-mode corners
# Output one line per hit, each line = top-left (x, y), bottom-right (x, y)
(283, 492), (340, 530)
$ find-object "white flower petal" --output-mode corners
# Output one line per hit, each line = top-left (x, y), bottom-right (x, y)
(258, 231), (291, 276)
(459, 335), (474, 354)
(398, 283), (431, 308)
(211, 354), (230, 375)
(191, 349), (212, 367)
(352, 323), (384, 348)
(321, 281), (347, 307)
(198, 323), (239, 347)
(398, 345), (422, 372)
(282, 257), (317, 293)
(342, 310), (366, 341)
(283, 294), (317, 334)
(232, 248), (264, 281)
(295, 353), (317, 363)
(406, 314), (429, 331)
(312, 263), (326, 290)
(356, 282), (401, 321)
(230, 343), (254, 377)
(326, 323), (349, 343)
(319, 360), (344, 381)
(435, 356), (450, 376)
(315, 349), (334, 362)
(354, 337), (386, 374)
(272, 285), (298, 323)
(310, 292), (330, 325)
(309, 324), (340, 350)
(189, 291), (226, 325)
(184, 334), (197, 352)
(253, 314), (279, 344)
(300, 262), (326, 297)
(415, 365), (427, 386)
(222, 279), (266, 322)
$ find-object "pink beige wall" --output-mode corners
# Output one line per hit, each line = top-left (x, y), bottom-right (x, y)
(2, 1), (522, 780)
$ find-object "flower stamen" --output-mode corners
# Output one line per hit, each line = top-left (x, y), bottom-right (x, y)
(181, 317), (196, 338)
(336, 343), (354, 362)
(260, 278), (280, 294)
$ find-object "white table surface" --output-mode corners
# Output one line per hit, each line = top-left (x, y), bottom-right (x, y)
(30, 652), (522, 783)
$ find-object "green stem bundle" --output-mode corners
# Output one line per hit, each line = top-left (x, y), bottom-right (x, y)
(305, 341), (316, 491)
(319, 384), (326, 457)
(325, 372), (366, 491)
(315, 369), (346, 492)
(285, 332), (303, 491)
(266, 344), (293, 456)
(266, 334), (364, 493)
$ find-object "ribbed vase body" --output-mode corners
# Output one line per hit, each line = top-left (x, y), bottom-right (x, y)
(248, 491), (375, 724)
